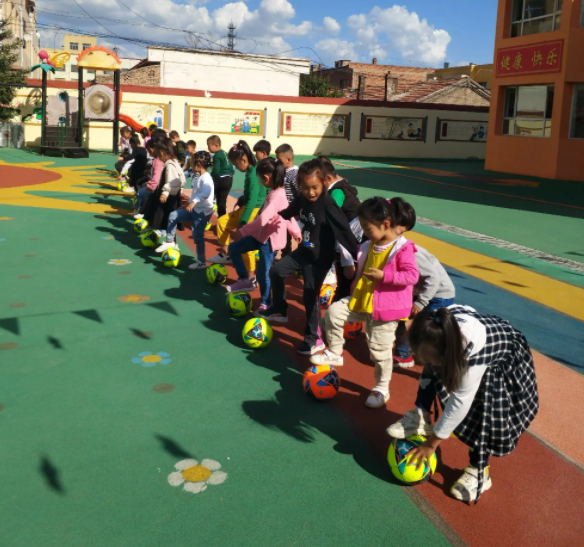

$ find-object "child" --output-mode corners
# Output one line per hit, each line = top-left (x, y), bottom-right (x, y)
(275, 144), (299, 204)
(319, 157), (362, 300)
(184, 140), (196, 171)
(253, 140), (271, 162)
(115, 126), (133, 173)
(310, 197), (419, 408)
(126, 135), (149, 190)
(134, 140), (164, 219)
(169, 131), (187, 165)
(208, 141), (267, 277)
(387, 305), (539, 503)
(259, 159), (358, 356)
(143, 139), (186, 237)
(140, 127), (151, 147)
(155, 151), (214, 269)
(207, 135), (234, 217)
(394, 243), (456, 367)
(226, 158), (301, 313)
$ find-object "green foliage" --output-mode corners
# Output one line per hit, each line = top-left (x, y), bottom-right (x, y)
(0, 19), (28, 121)
(300, 73), (344, 98)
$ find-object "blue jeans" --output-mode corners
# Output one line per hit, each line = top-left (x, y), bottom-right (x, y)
(395, 297), (455, 358)
(229, 236), (276, 306)
(166, 208), (211, 262)
(137, 186), (151, 210)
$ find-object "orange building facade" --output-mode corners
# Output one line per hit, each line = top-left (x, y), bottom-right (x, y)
(486, 0), (584, 180)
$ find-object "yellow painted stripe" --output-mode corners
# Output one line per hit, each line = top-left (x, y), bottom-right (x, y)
(408, 231), (584, 323)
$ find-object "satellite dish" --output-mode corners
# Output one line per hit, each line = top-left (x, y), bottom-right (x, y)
(84, 84), (115, 121)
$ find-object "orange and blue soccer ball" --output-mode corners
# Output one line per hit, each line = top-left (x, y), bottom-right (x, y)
(344, 321), (363, 340)
(319, 284), (335, 309)
(303, 365), (340, 400)
(388, 435), (437, 484)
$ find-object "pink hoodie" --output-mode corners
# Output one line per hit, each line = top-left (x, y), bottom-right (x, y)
(353, 237), (419, 321)
(238, 187), (301, 250)
(146, 158), (164, 191)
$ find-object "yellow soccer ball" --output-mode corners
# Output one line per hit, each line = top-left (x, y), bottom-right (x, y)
(134, 218), (148, 233)
(226, 291), (253, 317)
(242, 317), (273, 349)
(161, 247), (181, 268)
(140, 230), (159, 248)
(388, 435), (437, 484)
(206, 264), (228, 285)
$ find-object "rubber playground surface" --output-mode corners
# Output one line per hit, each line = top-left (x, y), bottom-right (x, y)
(1, 148), (583, 547)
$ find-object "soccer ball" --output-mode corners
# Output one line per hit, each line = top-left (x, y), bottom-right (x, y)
(254, 250), (260, 262)
(131, 195), (138, 208)
(303, 365), (340, 400)
(319, 284), (335, 309)
(206, 264), (228, 285)
(134, 218), (148, 233)
(226, 292), (252, 317)
(388, 435), (437, 485)
(161, 247), (181, 268)
(205, 219), (212, 231)
(117, 180), (128, 192)
(140, 230), (159, 248)
(242, 317), (273, 349)
(213, 203), (218, 213)
(344, 321), (363, 340)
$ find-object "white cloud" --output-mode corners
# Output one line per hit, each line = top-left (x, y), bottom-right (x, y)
(314, 39), (357, 62)
(322, 17), (340, 35)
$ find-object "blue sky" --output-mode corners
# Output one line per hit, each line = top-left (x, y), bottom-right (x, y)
(37, 0), (499, 68)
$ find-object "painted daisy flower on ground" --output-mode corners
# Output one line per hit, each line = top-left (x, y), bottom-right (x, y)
(108, 258), (132, 265)
(102, 235), (117, 240)
(0, 217), (13, 220)
(168, 459), (227, 494)
(132, 352), (171, 366)
(118, 294), (150, 304)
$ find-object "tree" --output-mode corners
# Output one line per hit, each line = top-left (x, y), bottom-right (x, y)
(0, 19), (28, 121)
(300, 73), (344, 98)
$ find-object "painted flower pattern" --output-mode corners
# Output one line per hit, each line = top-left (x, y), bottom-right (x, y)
(132, 352), (171, 367)
(168, 459), (227, 494)
(108, 258), (132, 265)
(0, 217), (14, 221)
(102, 235), (117, 240)
(118, 294), (150, 304)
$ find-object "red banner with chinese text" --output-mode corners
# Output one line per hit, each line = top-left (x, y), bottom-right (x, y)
(496, 40), (563, 78)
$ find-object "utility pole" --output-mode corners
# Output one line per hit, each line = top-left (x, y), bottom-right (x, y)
(227, 23), (236, 51)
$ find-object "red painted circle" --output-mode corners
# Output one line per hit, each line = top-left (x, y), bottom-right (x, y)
(0, 165), (62, 189)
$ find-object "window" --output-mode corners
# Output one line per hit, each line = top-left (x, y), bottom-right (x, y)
(339, 79), (349, 89)
(503, 85), (554, 137)
(478, 81), (488, 88)
(82, 43), (91, 50)
(510, 0), (562, 37)
(70, 64), (78, 72)
(570, 84), (584, 139)
(69, 42), (79, 51)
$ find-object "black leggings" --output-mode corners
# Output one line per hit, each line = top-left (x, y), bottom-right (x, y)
(213, 176), (233, 218)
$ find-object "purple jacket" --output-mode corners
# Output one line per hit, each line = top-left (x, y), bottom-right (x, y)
(353, 237), (419, 321)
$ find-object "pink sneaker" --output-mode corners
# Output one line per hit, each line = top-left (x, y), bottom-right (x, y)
(254, 304), (268, 316)
(226, 278), (255, 293)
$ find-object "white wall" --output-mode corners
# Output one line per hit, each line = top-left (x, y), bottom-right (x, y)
(148, 48), (311, 97)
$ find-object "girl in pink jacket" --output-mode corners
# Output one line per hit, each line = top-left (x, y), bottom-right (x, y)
(227, 158), (301, 313)
(311, 197), (419, 409)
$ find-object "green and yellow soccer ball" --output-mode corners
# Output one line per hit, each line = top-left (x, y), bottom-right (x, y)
(134, 218), (148, 233)
(388, 435), (437, 484)
(242, 317), (273, 349)
(226, 292), (253, 317)
(162, 247), (181, 268)
(206, 264), (228, 285)
(140, 229), (159, 248)
(131, 195), (138, 208)
(205, 219), (212, 231)
(213, 203), (218, 213)
(117, 179), (128, 192)
(254, 250), (260, 262)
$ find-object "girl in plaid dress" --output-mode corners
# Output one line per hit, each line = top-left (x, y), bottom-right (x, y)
(387, 305), (539, 503)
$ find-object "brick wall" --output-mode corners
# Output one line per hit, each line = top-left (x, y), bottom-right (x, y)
(96, 65), (160, 87)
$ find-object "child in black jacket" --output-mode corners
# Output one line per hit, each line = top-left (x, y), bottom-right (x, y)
(258, 159), (358, 355)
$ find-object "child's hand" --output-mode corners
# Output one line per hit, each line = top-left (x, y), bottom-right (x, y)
(294, 237), (302, 244)
(232, 229), (242, 241)
(186, 201), (195, 213)
(410, 303), (423, 317)
(363, 267), (383, 281)
(343, 265), (356, 279)
(160, 194), (168, 204)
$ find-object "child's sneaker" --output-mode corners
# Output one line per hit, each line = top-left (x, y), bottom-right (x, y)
(254, 304), (268, 316)
(386, 409), (434, 439)
(310, 349), (343, 366)
(208, 252), (232, 264)
(365, 391), (389, 408)
(450, 466), (492, 502)
(296, 340), (326, 356)
(393, 354), (415, 368)
(155, 242), (176, 253)
(123, 185), (135, 194)
(188, 260), (207, 270)
(257, 306), (289, 324)
(226, 278), (255, 293)
(323, 268), (337, 286)
(133, 213), (144, 220)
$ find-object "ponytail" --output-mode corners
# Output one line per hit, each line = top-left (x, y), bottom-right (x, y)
(227, 139), (256, 166)
(358, 196), (416, 230)
(256, 157), (286, 189)
(409, 307), (467, 392)
(193, 150), (212, 169)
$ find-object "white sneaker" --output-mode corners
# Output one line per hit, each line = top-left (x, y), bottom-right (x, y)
(386, 409), (434, 439)
(450, 466), (492, 502)
(155, 242), (176, 253)
(123, 186), (135, 194)
(323, 269), (337, 286)
(208, 252), (232, 264)
(365, 391), (389, 408)
(133, 213), (144, 220)
(188, 260), (207, 270)
(310, 349), (344, 367)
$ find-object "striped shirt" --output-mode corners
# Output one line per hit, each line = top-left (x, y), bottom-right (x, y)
(284, 166), (299, 204)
